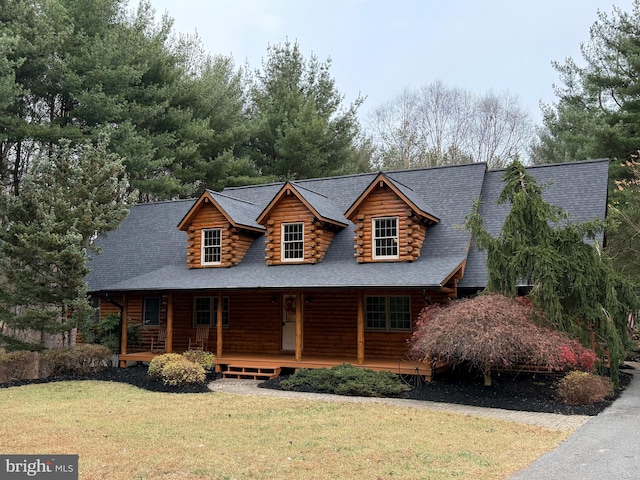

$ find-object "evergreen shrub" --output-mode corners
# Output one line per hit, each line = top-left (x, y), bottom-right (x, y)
(280, 363), (410, 397)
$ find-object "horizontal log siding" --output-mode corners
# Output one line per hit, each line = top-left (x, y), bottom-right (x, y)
(350, 186), (427, 263)
(263, 195), (335, 265)
(118, 288), (428, 358)
(185, 203), (256, 268)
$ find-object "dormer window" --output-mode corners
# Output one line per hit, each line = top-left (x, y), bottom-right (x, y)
(373, 217), (399, 260)
(202, 228), (222, 265)
(282, 222), (304, 262)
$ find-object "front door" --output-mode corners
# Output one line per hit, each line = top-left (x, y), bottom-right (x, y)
(282, 294), (299, 351)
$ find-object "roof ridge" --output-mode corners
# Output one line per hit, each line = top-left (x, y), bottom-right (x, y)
(207, 189), (257, 206)
(489, 158), (610, 173)
(383, 173), (416, 192)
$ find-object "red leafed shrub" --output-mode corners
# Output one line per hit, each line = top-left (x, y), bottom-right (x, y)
(410, 294), (596, 385)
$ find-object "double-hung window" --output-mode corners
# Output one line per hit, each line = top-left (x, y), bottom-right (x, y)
(143, 297), (161, 325)
(373, 217), (399, 259)
(193, 296), (229, 328)
(282, 222), (304, 262)
(202, 228), (222, 265)
(365, 295), (411, 331)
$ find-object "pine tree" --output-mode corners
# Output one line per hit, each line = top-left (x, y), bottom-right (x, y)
(465, 160), (638, 384)
(0, 137), (131, 343)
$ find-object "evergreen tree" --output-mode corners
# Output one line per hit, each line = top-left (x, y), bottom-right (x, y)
(533, 1), (640, 164)
(465, 160), (638, 384)
(248, 40), (366, 180)
(0, 137), (131, 342)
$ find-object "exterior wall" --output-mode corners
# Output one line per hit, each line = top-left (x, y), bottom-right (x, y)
(263, 195), (336, 266)
(113, 288), (427, 359)
(350, 186), (427, 263)
(185, 202), (256, 268)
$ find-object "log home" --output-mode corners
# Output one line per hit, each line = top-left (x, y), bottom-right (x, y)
(85, 160), (609, 380)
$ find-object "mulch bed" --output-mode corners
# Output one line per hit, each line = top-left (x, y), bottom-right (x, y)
(1, 364), (631, 416)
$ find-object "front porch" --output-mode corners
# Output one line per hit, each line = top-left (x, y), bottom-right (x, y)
(118, 351), (445, 381)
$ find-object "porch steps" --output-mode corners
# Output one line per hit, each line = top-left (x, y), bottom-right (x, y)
(222, 364), (281, 380)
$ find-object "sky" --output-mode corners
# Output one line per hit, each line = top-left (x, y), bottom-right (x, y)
(143, 0), (636, 128)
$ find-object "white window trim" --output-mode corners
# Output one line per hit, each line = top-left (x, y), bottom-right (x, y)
(372, 216), (399, 260)
(201, 228), (222, 266)
(281, 222), (305, 262)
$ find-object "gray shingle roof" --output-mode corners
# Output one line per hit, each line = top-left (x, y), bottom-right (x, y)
(383, 174), (440, 221)
(459, 159), (610, 289)
(289, 183), (347, 226)
(85, 160), (609, 293)
(206, 190), (264, 231)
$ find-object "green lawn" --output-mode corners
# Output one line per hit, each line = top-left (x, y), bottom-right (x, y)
(0, 381), (567, 479)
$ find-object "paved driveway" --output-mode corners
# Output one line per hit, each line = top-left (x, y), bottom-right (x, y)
(510, 364), (640, 480)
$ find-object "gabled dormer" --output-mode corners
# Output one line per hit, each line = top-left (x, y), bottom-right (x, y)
(257, 182), (347, 266)
(178, 191), (264, 268)
(345, 173), (440, 263)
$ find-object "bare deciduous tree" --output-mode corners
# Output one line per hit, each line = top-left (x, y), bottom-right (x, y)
(367, 81), (534, 170)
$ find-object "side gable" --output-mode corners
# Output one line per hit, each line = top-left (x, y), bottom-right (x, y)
(346, 173), (440, 263)
(178, 191), (264, 269)
(257, 182), (347, 265)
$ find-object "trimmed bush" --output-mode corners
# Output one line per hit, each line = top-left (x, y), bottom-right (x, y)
(280, 363), (410, 397)
(0, 351), (39, 382)
(148, 353), (183, 380)
(41, 345), (111, 376)
(182, 350), (215, 371)
(557, 371), (613, 405)
(160, 357), (206, 386)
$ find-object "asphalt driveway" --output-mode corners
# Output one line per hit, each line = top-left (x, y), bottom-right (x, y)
(510, 363), (640, 480)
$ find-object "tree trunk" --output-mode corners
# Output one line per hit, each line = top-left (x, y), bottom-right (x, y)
(483, 364), (492, 386)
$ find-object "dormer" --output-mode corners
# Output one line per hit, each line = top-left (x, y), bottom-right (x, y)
(257, 182), (347, 265)
(178, 191), (264, 268)
(345, 173), (439, 263)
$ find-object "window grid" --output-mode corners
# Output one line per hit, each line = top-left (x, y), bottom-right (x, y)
(373, 217), (399, 259)
(365, 295), (411, 331)
(282, 222), (304, 261)
(193, 296), (229, 328)
(143, 297), (161, 325)
(202, 228), (221, 265)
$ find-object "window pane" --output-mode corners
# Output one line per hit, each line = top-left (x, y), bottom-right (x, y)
(283, 223), (304, 260)
(389, 296), (411, 330)
(194, 297), (211, 326)
(374, 218), (398, 258)
(203, 229), (221, 264)
(144, 297), (161, 325)
(213, 296), (230, 327)
(365, 296), (387, 329)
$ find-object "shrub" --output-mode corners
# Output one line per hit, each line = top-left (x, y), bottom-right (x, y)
(182, 350), (215, 371)
(41, 345), (112, 376)
(148, 353), (183, 380)
(0, 351), (38, 382)
(280, 363), (410, 397)
(556, 371), (613, 405)
(160, 357), (206, 386)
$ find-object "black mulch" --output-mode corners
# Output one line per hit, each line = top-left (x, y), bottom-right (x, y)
(1, 364), (631, 416)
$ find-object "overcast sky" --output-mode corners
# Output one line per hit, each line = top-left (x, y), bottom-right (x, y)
(144, 0), (634, 128)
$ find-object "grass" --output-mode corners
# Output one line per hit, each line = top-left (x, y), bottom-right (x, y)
(0, 380), (569, 480)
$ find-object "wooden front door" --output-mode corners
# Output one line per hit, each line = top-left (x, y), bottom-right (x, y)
(282, 294), (298, 351)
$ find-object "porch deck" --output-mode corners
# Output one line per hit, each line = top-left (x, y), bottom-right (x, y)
(118, 351), (444, 381)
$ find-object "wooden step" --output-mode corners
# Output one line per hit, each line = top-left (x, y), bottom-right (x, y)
(222, 364), (281, 380)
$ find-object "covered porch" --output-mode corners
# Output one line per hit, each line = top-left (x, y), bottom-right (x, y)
(118, 351), (445, 381)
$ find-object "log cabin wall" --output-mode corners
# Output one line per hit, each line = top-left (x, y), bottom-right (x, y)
(350, 185), (427, 263)
(184, 202), (256, 268)
(263, 195), (335, 265)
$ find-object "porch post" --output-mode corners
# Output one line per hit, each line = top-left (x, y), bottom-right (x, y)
(217, 291), (223, 358)
(295, 292), (303, 361)
(119, 294), (128, 368)
(166, 292), (173, 353)
(357, 292), (365, 364)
